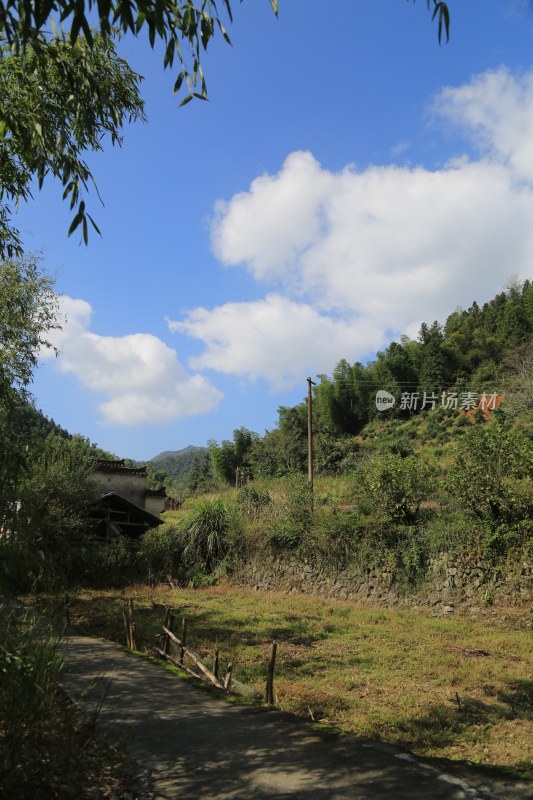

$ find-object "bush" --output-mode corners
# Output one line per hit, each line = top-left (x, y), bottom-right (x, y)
(136, 523), (184, 585)
(265, 478), (312, 552)
(176, 498), (241, 573)
(236, 485), (272, 519)
(86, 535), (136, 586)
(447, 419), (532, 556)
(0, 604), (135, 798)
(0, 606), (67, 798)
(308, 507), (360, 566)
(364, 453), (435, 526)
(392, 526), (430, 587)
(0, 542), (54, 594)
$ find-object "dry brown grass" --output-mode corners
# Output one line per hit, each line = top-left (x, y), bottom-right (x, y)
(32, 584), (532, 779)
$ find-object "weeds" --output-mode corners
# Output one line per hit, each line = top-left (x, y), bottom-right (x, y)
(50, 585), (533, 777)
(0, 602), (139, 799)
(176, 498), (241, 573)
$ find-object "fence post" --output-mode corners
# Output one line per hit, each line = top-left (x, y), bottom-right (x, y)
(64, 594), (70, 626)
(224, 662), (233, 691)
(179, 618), (188, 665)
(265, 641), (277, 704)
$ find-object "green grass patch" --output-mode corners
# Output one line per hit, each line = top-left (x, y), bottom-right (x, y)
(31, 585), (532, 778)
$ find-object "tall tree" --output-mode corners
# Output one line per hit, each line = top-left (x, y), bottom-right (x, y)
(0, 255), (58, 399)
(209, 427), (258, 485)
(0, 255), (59, 531)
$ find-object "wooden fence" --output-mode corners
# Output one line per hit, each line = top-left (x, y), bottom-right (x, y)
(122, 599), (277, 703)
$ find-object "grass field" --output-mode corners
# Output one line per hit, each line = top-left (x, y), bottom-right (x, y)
(33, 584), (532, 779)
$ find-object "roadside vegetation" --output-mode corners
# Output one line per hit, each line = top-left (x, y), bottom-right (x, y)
(0, 604), (139, 799)
(30, 585), (533, 777)
(1, 272), (531, 788)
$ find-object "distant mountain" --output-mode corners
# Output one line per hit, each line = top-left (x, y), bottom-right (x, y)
(149, 446), (208, 479)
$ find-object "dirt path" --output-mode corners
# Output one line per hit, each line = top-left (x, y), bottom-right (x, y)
(57, 634), (531, 800)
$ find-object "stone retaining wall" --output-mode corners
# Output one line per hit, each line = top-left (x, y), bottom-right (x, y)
(227, 552), (532, 624)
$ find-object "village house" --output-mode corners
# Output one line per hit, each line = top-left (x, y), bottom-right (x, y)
(89, 459), (165, 541)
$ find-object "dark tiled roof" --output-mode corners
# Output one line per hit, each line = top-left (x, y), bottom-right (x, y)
(93, 459), (147, 477)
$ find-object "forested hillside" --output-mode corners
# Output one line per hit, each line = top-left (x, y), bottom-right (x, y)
(1, 281), (531, 594)
(209, 281), (533, 482)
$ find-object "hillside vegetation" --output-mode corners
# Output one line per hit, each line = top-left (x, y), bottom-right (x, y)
(1, 282), (531, 594)
(2, 276), (531, 790)
(208, 280), (532, 482)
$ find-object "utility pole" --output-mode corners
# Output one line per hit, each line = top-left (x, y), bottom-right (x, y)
(307, 377), (316, 502)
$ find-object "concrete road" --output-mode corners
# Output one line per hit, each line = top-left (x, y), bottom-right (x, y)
(57, 635), (531, 800)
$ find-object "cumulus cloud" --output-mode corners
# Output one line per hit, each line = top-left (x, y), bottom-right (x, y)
(42, 296), (223, 425)
(169, 294), (384, 389)
(434, 67), (533, 182)
(211, 151), (335, 282)
(169, 67), (533, 389)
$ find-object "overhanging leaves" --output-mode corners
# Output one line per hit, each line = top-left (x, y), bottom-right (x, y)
(0, 2), (451, 255)
(0, 34), (146, 257)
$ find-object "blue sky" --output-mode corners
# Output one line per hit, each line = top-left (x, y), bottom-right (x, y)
(16, 0), (533, 460)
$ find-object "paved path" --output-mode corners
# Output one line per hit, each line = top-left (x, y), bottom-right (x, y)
(57, 634), (531, 800)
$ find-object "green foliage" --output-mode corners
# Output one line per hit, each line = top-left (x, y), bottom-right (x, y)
(176, 498), (239, 573)
(0, 604), (134, 798)
(307, 506), (360, 567)
(236, 485), (272, 519)
(89, 536), (137, 585)
(137, 524), (184, 585)
(19, 433), (97, 547)
(250, 405), (308, 478)
(248, 282), (532, 482)
(0, 256), (58, 395)
(266, 478), (312, 551)
(185, 452), (217, 495)
(504, 337), (533, 418)
(0, 1), (243, 108)
(390, 525), (431, 587)
(209, 427), (258, 485)
(447, 419), (533, 556)
(0, 431), (105, 591)
(314, 434), (362, 475)
(0, 255), (59, 536)
(0, 606), (62, 795)
(0, 35), (145, 256)
(364, 453), (435, 526)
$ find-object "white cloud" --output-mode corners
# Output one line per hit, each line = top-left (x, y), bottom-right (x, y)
(42, 296), (223, 426)
(168, 68), (533, 389)
(169, 294), (384, 390)
(434, 67), (533, 182)
(211, 151), (335, 283)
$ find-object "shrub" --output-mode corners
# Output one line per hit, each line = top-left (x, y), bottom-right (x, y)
(176, 498), (240, 573)
(265, 477), (312, 552)
(236, 485), (272, 519)
(364, 453), (435, 526)
(137, 523), (184, 585)
(0, 542), (54, 594)
(88, 535), (136, 585)
(447, 419), (532, 556)
(0, 606), (64, 797)
(392, 526), (431, 587)
(308, 507), (360, 566)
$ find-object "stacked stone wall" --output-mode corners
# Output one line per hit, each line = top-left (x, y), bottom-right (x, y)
(227, 552), (531, 626)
